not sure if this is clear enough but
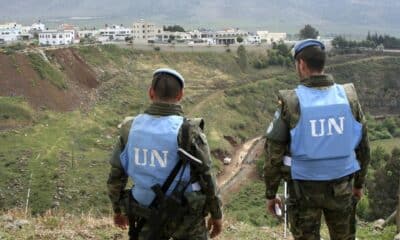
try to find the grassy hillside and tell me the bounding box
[0,46,400,239]
[0,45,294,214]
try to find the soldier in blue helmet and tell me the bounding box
[264,39,371,239]
[107,68,223,240]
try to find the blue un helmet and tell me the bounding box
[291,39,325,59]
[153,68,185,88]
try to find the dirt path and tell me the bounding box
[217,137,265,203]
[326,55,392,69]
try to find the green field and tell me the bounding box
[371,138,400,153]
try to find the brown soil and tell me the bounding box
[0,49,98,112]
[48,48,98,89]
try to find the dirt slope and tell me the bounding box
[0,49,98,112]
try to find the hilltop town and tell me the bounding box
[0,19,334,49]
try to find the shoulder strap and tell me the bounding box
[342,83,359,117]
[180,118,191,152]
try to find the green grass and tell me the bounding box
[0,97,33,121]
[225,180,279,227]
[27,53,67,89]
[371,138,400,153]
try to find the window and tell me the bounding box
[52,34,56,38]
[59,34,62,38]
[143,30,145,33]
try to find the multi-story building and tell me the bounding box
[0,22,23,42]
[132,19,162,43]
[31,22,46,32]
[38,30,75,46]
[215,28,248,45]
[98,25,133,41]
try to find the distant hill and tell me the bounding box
[1,0,400,35]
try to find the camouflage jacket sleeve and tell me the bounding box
[184,118,223,219]
[264,96,291,199]
[343,84,371,188]
[264,89,299,199]
[106,117,133,214]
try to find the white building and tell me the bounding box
[0,22,23,42]
[247,34,261,44]
[78,29,99,39]
[0,28,21,42]
[156,31,192,43]
[257,31,287,43]
[31,22,46,32]
[132,19,162,43]
[98,25,133,42]
[215,28,248,45]
[39,30,75,46]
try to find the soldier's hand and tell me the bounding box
[114,213,129,229]
[352,187,363,199]
[207,217,223,238]
[266,198,282,217]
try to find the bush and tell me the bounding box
[154,46,161,51]
[356,196,372,220]
[368,148,400,219]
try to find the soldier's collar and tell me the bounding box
[301,74,335,88]
[144,102,184,116]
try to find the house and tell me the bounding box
[156,31,192,43]
[215,28,248,45]
[132,19,162,43]
[39,30,75,46]
[78,29,99,39]
[257,31,287,44]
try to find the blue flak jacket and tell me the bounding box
[290,84,362,180]
[120,114,192,207]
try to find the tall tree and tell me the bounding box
[236,45,248,71]
[299,24,319,39]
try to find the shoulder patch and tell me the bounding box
[265,109,289,143]
[118,116,135,129]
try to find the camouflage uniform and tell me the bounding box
[107,102,223,240]
[264,75,371,240]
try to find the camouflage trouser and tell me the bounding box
[124,191,208,240]
[349,196,360,240]
[287,176,354,240]
[137,216,208,240]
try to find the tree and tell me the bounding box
[299,24,319,39]
[237,36,244,44]
[236,45,248,71]
[163,25,185,32]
